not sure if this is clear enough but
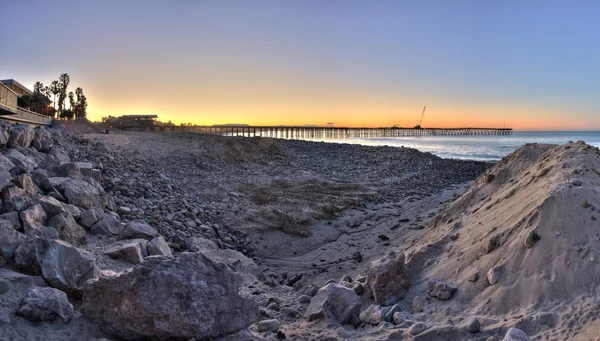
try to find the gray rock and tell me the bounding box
[47,212,86,246]
[6,149,37,170]
[147,236,172,256]
[365,251,409,305]
[30,127,53,152]
[524,230,539,249]
[41,177,71,192]
[359,304,382,325]
[79,208,104,229]
[58,178,104,209]
[298,295,312,304]
[466,317,481,333]
[349,314,361,328]
[16,287,74,323]
[34,239,100,294]
[427,278,457,300]
[19,204,47,234]
[468,272,479,282]
[257,319,280,332]
[502,328,530,341]
[0,226,27,258]
[55,162,82,179]
[7,124,35,148]
[412,295,428,313]
[0,120,11,146]
[487,266,504,285]
[280,307,298,318]
[2,183,37,213]
[384,304,402,322]
[118,220,157,240]
[38,196,67,218]
[0,170,11,191]
[305,283,361,325]
[409,322,427,335]
[90,212,122,235]
[28,226,59,240]
[104,240,147,265]
[0,211,22,231]
[82,252,259,340]
[0,154,15,172]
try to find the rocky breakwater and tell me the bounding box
[0,122,259,340]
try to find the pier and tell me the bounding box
[154,126,513,139]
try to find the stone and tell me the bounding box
[90,212,122,235]
[0,226,27,258]
[6,149,37,170]
[364,251,409,305]
[14,239,41,274]
[349,314,361,328]
[427,278,457,300]
[267,302,280,311]
[502,328,530,341]
[384,304,402,322]
[7,124,35,148]
[82,252,259,340]
[29,226,59,240]
[409,322,427,335]
[305,283,361,325]
[58,178,104,209]
[12,174,37,194]
[0,211,22,231]
[19,204,47,234]
[38,196,67,218]
[466,317,481,333]
[487,266,504,285]
[47,212,86,246]
[359,304,382,325]
[412,295,428,313]
[299,295,312,304]
[79,208,104,228]
[147,236,172,256]
[0,170,11,191]
[280,307,298,318]
[468,272,479,282]
[257,319,281,332]
[524,230,540,249]
[0,154,15,172]
[1,184,37,213]
[118,220,158,240]
[104,240,147,265]
[0,120,11,146]
[55,162,82,179]
[30,127,53,152]
[41,177,71,192]
[16,287,74,323]
[34,239,100,294]
[119,206,132,214]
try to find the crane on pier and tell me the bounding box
[414,106,426,129]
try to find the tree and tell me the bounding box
[68,91,75,110]
[59,109,74,119]
[58,73,70,112]
[49,80,60,113]
[33,81,44,94]
[73,87,88,119]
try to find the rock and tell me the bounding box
[427,278,457,300]
[19,204,47,234]
[359,304,382,325]
[12,173,37,195]
[30,127,53,152]
[0,211,21,231]
[47,212,86,246]
[524,230,540,249]
[41,177,71,192]
[305,283,361,325]
[58,178,104,209]
[349,314,361,328]
[466,317,481,333]
[82,252,259,340]
[147,236,172,256]
[8,124,35,148]
[0,170,11,191]
[90,212,122,235]
[365,251,409,305]
[468,272,479,282]
[39,196,67,218]
[1,183,36,213]
[257,319,281,332]
[14,240,41,274]
[487,266,504,285]
[16,287,74,323]
[280,307,298,318]
[502,328,530,341]
[119,206,132,214]
[0,226,27,258]
[412,295,428,313]
[299,295,312,304]
[118,220,158,240]
[79,208,104,228]
[0,120,11,146]
[384,304,402,322]
[29,226,59,240]
[34,239,100,294]
[6,149,37,171]
[55,162,82,179]
[104,240,147,265]
[409,322,427,335]
[353,282,364,295]
[392,311,413,326]
[267,302,280,311]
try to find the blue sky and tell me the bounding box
[1,0,599,129]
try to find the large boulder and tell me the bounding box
[503,328,530,341]
[30,127,53,152]
[79,208,104,229]
[34,239,100,294]
[7,124,35,148]
[38,195,67,218]
[82,252,259,340]
[0,211,22,231]
[365,251,410,305]
[0,120,11,146]
[2,184,37,213]
[16,287,74,323]
[118,220,157,240]
[103,240,148,265]
[0,226,27,258]
[58,179,104,209]
[90,212,122,235]
[305,283,361,325]
[19,204,47,234]
[47,212,86,245]
[147,236,172,257]
[5,149,37,171]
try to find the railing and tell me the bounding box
[0,106,53,125]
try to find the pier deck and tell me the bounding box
[155,126,513,139]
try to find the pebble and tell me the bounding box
[257,319,281,332]
[408,322,427,335]
[487,265,504,285]
[298,295,312,304]
[466,317,480,333]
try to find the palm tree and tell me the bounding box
[50,80,60,110]
[33,81,44,94]
[58,73,70,112]
[68,91,75,110]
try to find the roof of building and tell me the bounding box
[118,114,158,119]
[0,79,33,96]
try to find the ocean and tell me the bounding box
[314,131,600,162]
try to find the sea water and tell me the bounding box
[316,131,600,162]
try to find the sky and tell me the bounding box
[1,0,599,130]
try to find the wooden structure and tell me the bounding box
[153,125,513,138]
[0,83,52,125]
